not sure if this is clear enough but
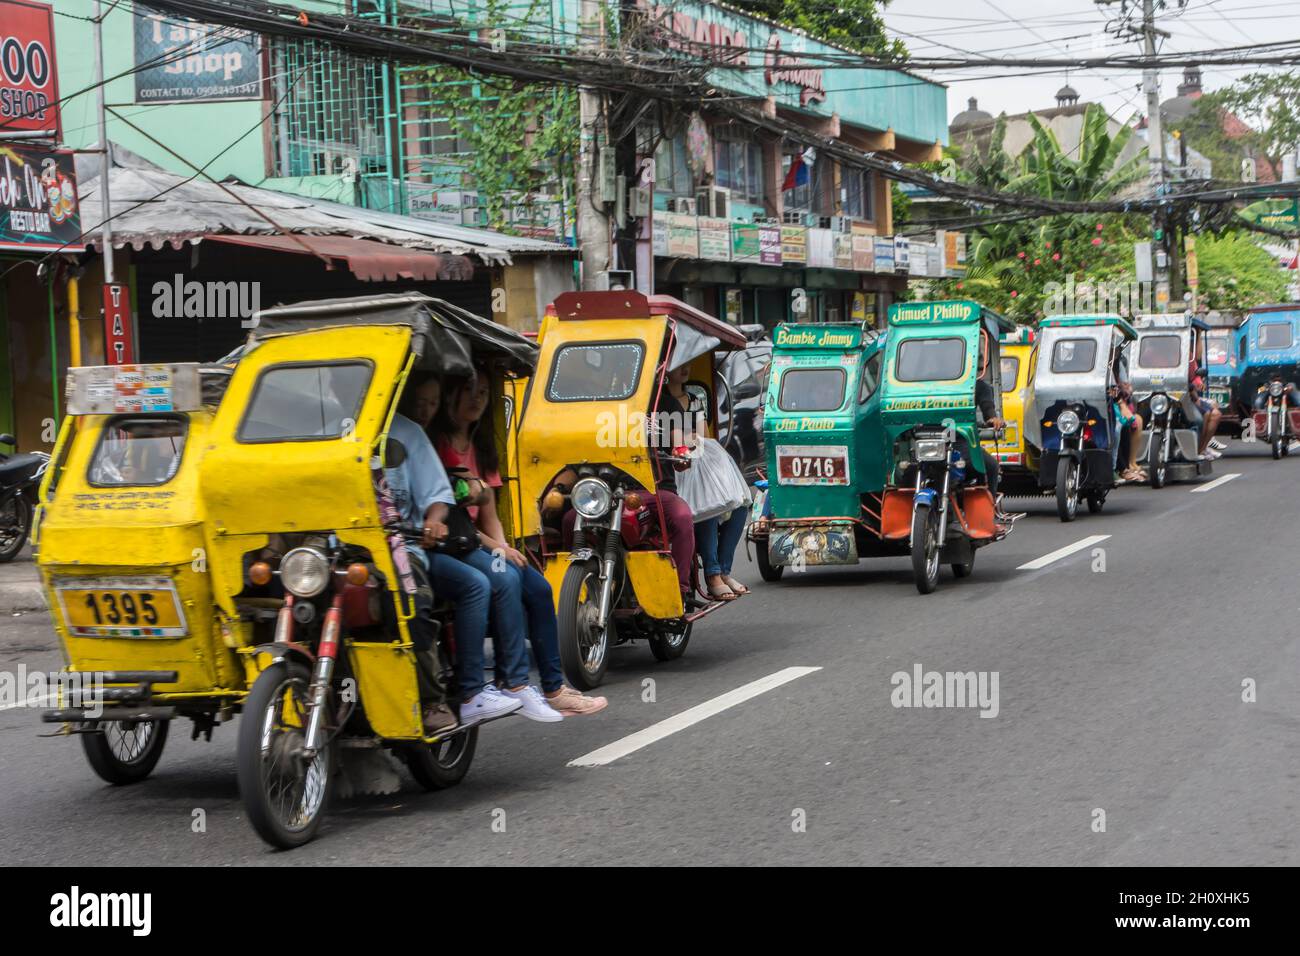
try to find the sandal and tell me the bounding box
[722,575,750,595]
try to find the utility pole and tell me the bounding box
[92,0,113,288]
[1098,0,1175,312]
[577,0,611,290]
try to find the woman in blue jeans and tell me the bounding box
[432,371,607,717]
[696,507,749,599]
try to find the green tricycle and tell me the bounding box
[749,300,1016,594]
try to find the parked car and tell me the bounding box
[717,338,772,481]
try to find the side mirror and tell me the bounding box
[1195,367,1208,379]
[734,381,762,401]
[0,433,15,447]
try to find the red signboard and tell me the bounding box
[102,284,136,365]
[0,0,62,140]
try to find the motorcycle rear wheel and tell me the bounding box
[404,727,477,791]
[0,496,30,563]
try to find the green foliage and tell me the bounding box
[1174,93,1256,183]
[416,0,577,236]
[1194,233,1290,312]
[934,103,1150,318]
[1212,71,1300,172]
[728,0,905,57]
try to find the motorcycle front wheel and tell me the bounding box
[236,660,334,849]
[1056,457,1079,522]
[911,503,941,594]
[1149,431,1167,488]
[557,559,612,690]
[0,496,30,563]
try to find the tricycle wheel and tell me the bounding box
[755,541,784,582]
[0,496,30,563]
[81,717,169,785]
[1056,457,1079,522]
[1086,490,1106,514]
[404,727,477,791]
[951,547,975,578]
[648,618,692,662]
[236,660,334,850]
[911,503,941,594]
[557,559,610,690]
[1272,431,1283,460]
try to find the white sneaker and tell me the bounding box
[1209,439,1227,451]
[1207,448,1223,460]
[459,686,522,727]
[499,685,563,723]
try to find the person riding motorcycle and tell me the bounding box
[1252,375,1300,411]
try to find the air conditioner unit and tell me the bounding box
[781,210,804,225]
[670,197,696,215]
[595,269,635,291]
[831,216,852,234]
[818,216,833,230]
[709,186,731,220]
[804,213,820,228]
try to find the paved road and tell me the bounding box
[1,440,1296,865]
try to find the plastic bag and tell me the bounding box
[676,437,752,522]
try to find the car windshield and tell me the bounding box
[1259,322,1293,350]
[546,342,644,402]
[1138,334,1181,369]
[89,416,187,486]
[999,356,1019,393]
[895,337,966,382]
[238,362,372,442]
[1050,338,1097,373]
[778,367,846,411]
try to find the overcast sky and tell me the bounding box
[875,0,1298,128]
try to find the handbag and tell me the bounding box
[676,437,752,522]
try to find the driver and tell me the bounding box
[1252,376,1300,411]
[974,377,1002,497]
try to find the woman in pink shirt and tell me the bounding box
[432,371,606,717]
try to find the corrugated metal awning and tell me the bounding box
[204,234,477,282]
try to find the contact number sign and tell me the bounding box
[776,445,850,485]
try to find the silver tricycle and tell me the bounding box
[1026,315,1137,521]
[1130,313,1214,487]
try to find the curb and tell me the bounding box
[0,583,48,616]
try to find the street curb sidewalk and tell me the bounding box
[0,551,47,616]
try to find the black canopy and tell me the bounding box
[246,292,538,378]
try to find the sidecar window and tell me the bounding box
[1259,322,1293,350]
[1138,334,1181,369]
[999,356,1019,393]
[546,342,644,402]
[779,368,846,412]
[88,415,188,487]
[895,337,966,382]
[1050,338,1096,373]
[238,362,373,443]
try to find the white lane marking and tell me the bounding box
[0,693,56,713]
[1191,472,1242,494]
[568,666,821,767]
[1017,534,1111,571]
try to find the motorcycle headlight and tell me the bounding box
[280,547,331,598]
[913,438,948,462]
[1149,394,1169,415]
[1057,409,1081,435]
[571,478,613,519]
[1269,381,1284,397]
